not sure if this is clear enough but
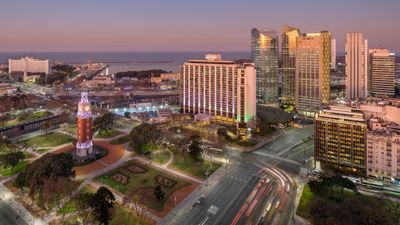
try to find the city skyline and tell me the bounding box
[1,0,400,52]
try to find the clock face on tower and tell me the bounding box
[85,105,90,111]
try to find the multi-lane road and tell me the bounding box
[165,125,314,225]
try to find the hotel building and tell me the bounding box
[295,32,331,117]
[281,25,301,105]
[315,105,367,175]
[8,57,50,81]
[345,33,368,99]
[251,28,279,104]
[180,54,256,130]
[368,49,395,97]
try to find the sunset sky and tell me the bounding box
[1,0,399,52]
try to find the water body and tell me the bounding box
[0,51,250,74]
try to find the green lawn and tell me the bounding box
[151,151,171,165]
[95,160,191,212]
[0,160,29,176]
[109,134,130,145]
[22,132,73,148]
[297,184,358,220]
[95,130,122,138]
[4,111,52,127]
[169,151,221,179]
[296,185,314,219]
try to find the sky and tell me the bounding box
[1,0,399,52]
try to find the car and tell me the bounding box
[265,203,272,213]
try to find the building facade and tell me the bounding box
[281,25,301,105]
[315,105,367,175]
[367,121,400,179]
[76,92,93,157]
[369,49,395,97]
[180,54,256,129]
[331,38,336,70]
[295,32,331,117]
[251,28,279,104]
[8,57,50,81]
[345,33,368,100]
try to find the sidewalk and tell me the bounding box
[0,183,47,225]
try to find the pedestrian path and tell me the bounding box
[0,183,47,225]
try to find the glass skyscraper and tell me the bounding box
[251,28,279,104]
[281,25,301,105]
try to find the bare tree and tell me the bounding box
[123,189,149,224]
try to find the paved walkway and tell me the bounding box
[0,183,47,225]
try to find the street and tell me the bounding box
[164,125,314,225]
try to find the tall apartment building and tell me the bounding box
[345,33,368,99]
[8,57,50,81]
[251,28,279,104]
[367,120,400,179]
[315,105,367,175]
[295,32,331,117]
[281,25,301,105]
[180,54,256,129]
[369,49,395,97]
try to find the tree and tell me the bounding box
[0,151,24,168]
[123,189,149,224]
[0,113,9,127]
[76,192,93,224]
[41,121,52,139]
[154,185,165,201]
[90,186,116,225]
[188,135,203,162]
[129,123,160,154]
[94,113,115,134]
[15,153,75,208]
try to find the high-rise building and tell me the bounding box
[76,92,93,157]
[315,105,367,175]
[180,54,256,130]
[368,49,395,97]
[295,32,331,117]
[281,25,301,105]
[345,33,368,100]
[251,28,279,104]
[331,38,336,70]
[8,57,50,82]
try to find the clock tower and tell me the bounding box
[76,92,93,157]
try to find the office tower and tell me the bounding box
[251,28,279,104]
[180,54,256,129]
[76,92,93,157]
[281,25,301,105]
[315,105,367,175]
[369,49,395,97]
[295,32,331,117]
[331,38,336,70]
[345,33,368,100]
[367,120,400,179]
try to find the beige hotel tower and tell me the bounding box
[180,54,256,131]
